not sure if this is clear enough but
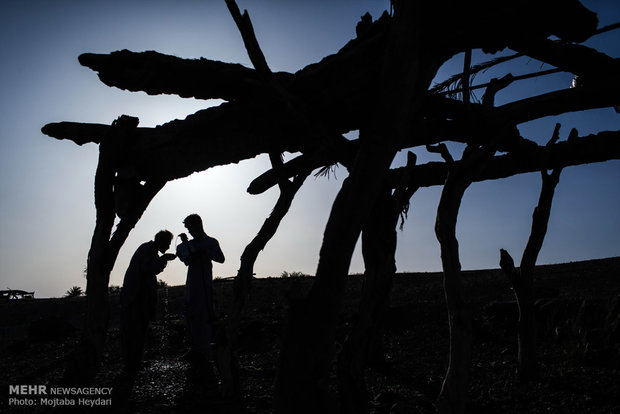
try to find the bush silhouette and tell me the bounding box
[65,286,83,298]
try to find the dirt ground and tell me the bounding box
[1,257,619,413]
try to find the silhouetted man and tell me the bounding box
[120,230,175,376]
[177,214,225,371]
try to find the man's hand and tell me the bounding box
[180,233,189,243]
[162,253,177,261]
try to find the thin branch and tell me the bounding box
[542,125,567,179]
[225,0,271,77]
[426,143,454,164]
[482,74,515,108]
[510,38,619,80]
[521,168,562,276]
[547,123,561,146]
[226,0,347,159]
[269,152,290,191]
[567,128,579,141]
[499,249,519,287]
[594,21,620,36]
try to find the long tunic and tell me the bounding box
[177,233,225,355]
[120,241,167,370]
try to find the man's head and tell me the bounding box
[154,230,173,253]
[183,214,204,238]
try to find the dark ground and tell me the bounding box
[1,257,619,413]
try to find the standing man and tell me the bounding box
[120,230,176,376]
[177,214,225,370]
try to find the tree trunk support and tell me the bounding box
[435,143,495,414]
[337,153,418,414]
[499,124,564,382]
[64,116,165,384]
[220,168,309,398]
[275,2,447,410]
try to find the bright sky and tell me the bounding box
[0,0,618,298]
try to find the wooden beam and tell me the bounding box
[391,130,620,188]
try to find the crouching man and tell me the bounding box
[118,230,176,386]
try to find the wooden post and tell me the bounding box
[64,116,165,384]
[435,144,495,414]
[499,125,563,382]
[337,153,418,413]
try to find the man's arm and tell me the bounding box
[141,246,167,275]
[209,238,225,264]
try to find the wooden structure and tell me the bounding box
[42,1,619,412]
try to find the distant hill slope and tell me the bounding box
[1,256,618,333]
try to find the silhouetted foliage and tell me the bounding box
[280,271,308,278]
[65,286,83,298]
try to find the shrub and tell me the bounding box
[65,286,83,298]
[280,270,306,278]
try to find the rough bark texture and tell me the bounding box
[43,0,610,188]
